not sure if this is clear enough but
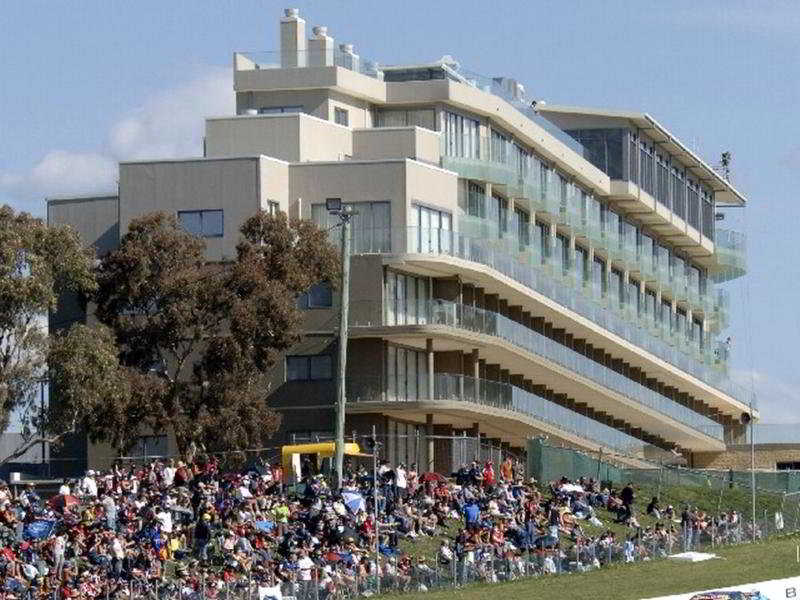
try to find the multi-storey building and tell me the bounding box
[48,8,752,473]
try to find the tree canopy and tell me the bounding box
[0,205,122,464]
[94,210,339,455]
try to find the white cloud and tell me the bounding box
[1,66,234,215]
[731,368,800,424]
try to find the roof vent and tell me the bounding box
[284,8,299,18]
[312,25,327,38]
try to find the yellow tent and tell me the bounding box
[280,442,363,482]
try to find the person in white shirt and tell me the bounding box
[81,471,98,497]
[156,507,173,534]
[395,464,407,505]
[296,550,315,598]
[58,482,71,496]
[162,460,176,487]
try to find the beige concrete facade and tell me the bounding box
[45,8,752,473]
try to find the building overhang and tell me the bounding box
[536,105,748,207]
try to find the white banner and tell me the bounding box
[644,575,800,600]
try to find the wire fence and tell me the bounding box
[38,512,798,600]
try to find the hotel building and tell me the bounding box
[48,9,752,472]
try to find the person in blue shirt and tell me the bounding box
[464,500,480,531]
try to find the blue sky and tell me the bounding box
[1,0,797,421]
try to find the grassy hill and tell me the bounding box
[387,533,800,600]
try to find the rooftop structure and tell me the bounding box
[48,8,752,473]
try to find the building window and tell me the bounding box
[777,462,800,471]
[334,107,349,126]
[297,283,333,309]
[467,182,486,218]
[376,108,435,130]
[386,271,429,326]
[442,110,480,159]
[286,355,333,381]
[266,201,280,215]
[386,344,428,401]
[413,204,452,253]
[311,201,391,253]
[177,209,223,238]
[258,106,303,114]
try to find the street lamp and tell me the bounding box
[327,198,358,489]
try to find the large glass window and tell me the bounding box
[490,129,509,164]
[687,182,700,230]
[656,153,670,209]
[297,283,333,309]
[672,167,686,219]
[385,271,430,326]
[286,355,333,381]
[386,344,428,401]
[312,201,391,252]
[639,142,654,195]
[413,204,452,253]
[609,268,623,309]
[177,209,223,238]
[575,245,588,287]
[592,256,606,298]
[493,194,508,238]
[467,182,486,218]
[443,111,480,158]
[515,207,530,250]
[376,108,436,130]
[258,105,303,114]
[701,190,715,240]
[557,233,571,277]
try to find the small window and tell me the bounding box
[297,283,333,309]
[266,201,280,216]
[177,210,223,238]
[334,107,349,126]
[286,355,333,381]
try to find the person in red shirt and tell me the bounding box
[482,461,495,488]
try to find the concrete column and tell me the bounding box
[426,413,434,472]
[471,349,480,400]
[426,338,434,399]
[280,8,307,68]
[308,26,334,66]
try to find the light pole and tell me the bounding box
[327,198,357,489]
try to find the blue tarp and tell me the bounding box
[255,520,275,533]
[23,520,56,540]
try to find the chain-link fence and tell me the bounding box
[51,511,796,600]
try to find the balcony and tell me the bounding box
[350,298,725,444]
[327,226,751,410]
[712,229,746,282]
[234,49,384,79]
[345,375,654,458]
[233,50,386,102]
[439,136,517,188]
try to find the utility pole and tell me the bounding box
[750,400,756,543]
[328,198,356,489]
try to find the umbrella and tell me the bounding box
[341,491,365,514]
[421,472,447,483]
[48,494,79,512]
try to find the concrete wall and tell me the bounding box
[352,127,441,164]
[206,114,352,163]
[289,160,407,226]
[119,157,269,261]
[694,445,800,470]
[236,89,331,120]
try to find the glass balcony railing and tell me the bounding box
[234,50,384,79]
[329,225,752,407]
[345,375,652,457]
[351,299,724,441]
[714,229,747,283]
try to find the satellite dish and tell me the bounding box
[740,412,752,425]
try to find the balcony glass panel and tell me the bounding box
[331,226,751,406]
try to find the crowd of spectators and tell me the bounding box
[0,454,749,599]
